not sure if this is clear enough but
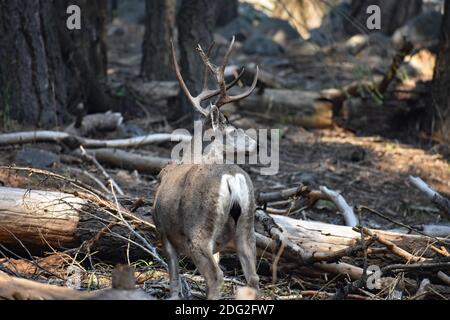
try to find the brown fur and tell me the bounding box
[153,164,259,299]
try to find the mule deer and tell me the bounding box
[153,37,260,300]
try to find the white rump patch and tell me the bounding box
[219,174,250,215]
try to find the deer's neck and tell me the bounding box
[202,140,225,163]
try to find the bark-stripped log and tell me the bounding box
[82,149,172,173]
[0,131,190,148]
[266,215,438,259]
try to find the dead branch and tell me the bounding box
[320,186,358,227]
[360,227,428,263]
[0,131,190,149]
[257,185,307,204]
[0,266,154,300]
[409,176,450,216]
[79,146,124,196]
[360,205,450,242]
[437,271,450,286]
[65,167,110,194]
[412,278,431,300]
[382,261,450,274]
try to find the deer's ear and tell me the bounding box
[210,106,220,131]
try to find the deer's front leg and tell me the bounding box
[163,238,181,299]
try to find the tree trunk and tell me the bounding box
[56,0,111,114]
[0,0,68,127]
[141,0,176,81]
[432,0,450,143]
[176,0,217,121]
[215,0,238,27]
[346,0,422,36]
[0,0,110,129]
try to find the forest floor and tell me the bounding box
[1,17,449,300]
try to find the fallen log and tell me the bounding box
[226,63,290,89]
[335,97,412,133]
[65,111,124,137]
[0,131,190,149]
[238,89,333,129]
[255,212,442,267]
[0,271,89,300]
[81,148,171,174]
[0,186,156,261]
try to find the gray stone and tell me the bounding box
[257,17,302,46]
[392,10,442,50]
[216,16,256,42]
[291,172,317,186]
[243,32,285,56]
[345,32,392,57]
[238,2,269,22]
[15,148,59,168]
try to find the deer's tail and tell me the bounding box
[224,174,249,224]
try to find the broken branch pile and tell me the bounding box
[0,169,449,299]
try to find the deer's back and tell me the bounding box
[153,164,254,253]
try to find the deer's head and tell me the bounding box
[171,37,259,158]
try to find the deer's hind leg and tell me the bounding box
[235,214,260,290]
[162,238,181,299]
[190,242,224,300]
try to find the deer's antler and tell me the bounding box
[197,36,259,109]
[171,37,258,115]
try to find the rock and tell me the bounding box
[108,24,125,37]
[238,2,269,22]
[345,32,392,57]
[243,32,285,56]
[257,17,302,46]
[309,2,351,46]
[119,123,146,137]
[291,172,317,186]
[15,149,59,168]
[216,16,255,42]
[117,0,146,24]
[392,10,442,51]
